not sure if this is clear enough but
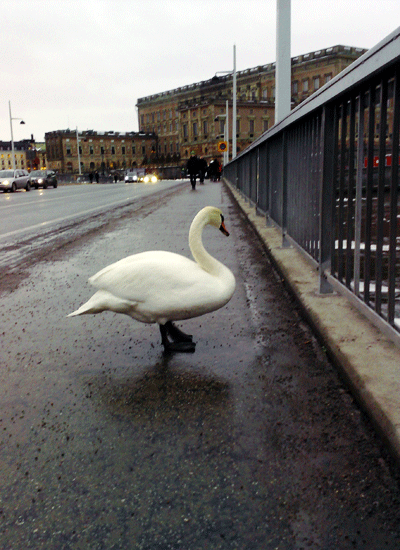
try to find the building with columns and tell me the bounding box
[45,129,156,174]
[136,45,367,168]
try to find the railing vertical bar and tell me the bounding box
[337,102,347,282]
[319,104,336,293]
[375,77,388,315]
[330,104,339,278]
[364,84,376,305]
[388,67,400,325]
[281,132,290,248]
[345,96,356,288]
[354,93,365,296]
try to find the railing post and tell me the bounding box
[319,104,336,293]
[281,131,290,247]
[354,94,365,296]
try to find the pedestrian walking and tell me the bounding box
[198,157,207,184]
[186,151,200,190]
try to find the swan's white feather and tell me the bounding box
[68,206,236,326]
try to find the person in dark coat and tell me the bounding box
[186,151,199,190]
[209,158,221,182]
[198,157,207,184]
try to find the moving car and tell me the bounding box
[143,174,158,183]
[124,168,145,183]
[0,169,31,192]
[29,170,58,189]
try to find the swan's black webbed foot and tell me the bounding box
[165,321,193,342]
[159,324,196,353]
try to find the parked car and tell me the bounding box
[29,170,58,189]
[0,169,31,192]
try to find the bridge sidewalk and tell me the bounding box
[224,178,400,464]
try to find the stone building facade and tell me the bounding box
[0,139,39,170]
[45,130,156,174]
[136,45,367,167]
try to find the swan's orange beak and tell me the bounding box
[219,221,230,236]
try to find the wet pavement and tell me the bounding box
[2,181,400,549]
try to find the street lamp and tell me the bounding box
[76,127,82,175]
[214,45,237,161]
[9,101,25,171]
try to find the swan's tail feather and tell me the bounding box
[68,290,115,317]
[68,290,137,318]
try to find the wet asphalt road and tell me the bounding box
[2,181,400,549]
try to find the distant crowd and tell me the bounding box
[186,151,222,190]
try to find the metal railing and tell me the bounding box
[224,27,400,343]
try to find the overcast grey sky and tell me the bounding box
[3,0,400,142]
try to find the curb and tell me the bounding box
[224,179,400,464]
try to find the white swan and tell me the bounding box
[68,206,236,352]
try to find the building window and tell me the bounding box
[325,73,332,84]
[203,120,208,135]
[193,122,198,136]
[303,79,309,92]
[122,146,126,155]
[183,124,188,139]
[263,119,269,132]
[111,146,115,155]
[66,146,71,156]
[142,145,146,155]
[90,145,94,155]
[262,88,268,100]
[313,76,320,90]
[292,80,298,94]
[249,120,255,135]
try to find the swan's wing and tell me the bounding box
[88,251,204,302]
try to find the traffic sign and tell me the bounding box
[218,141,228,153]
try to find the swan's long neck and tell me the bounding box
[189,212,222,274]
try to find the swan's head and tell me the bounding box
[204,206,230,236]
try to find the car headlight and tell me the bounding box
[143,175,150,183]
[3,180,10,186]
[151,175,158,183]
[38,178,43,184]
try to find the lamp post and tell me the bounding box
[76,127,82,175]
[275,0,291,122]
[9,101,25,171]
[214,45,238,162]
